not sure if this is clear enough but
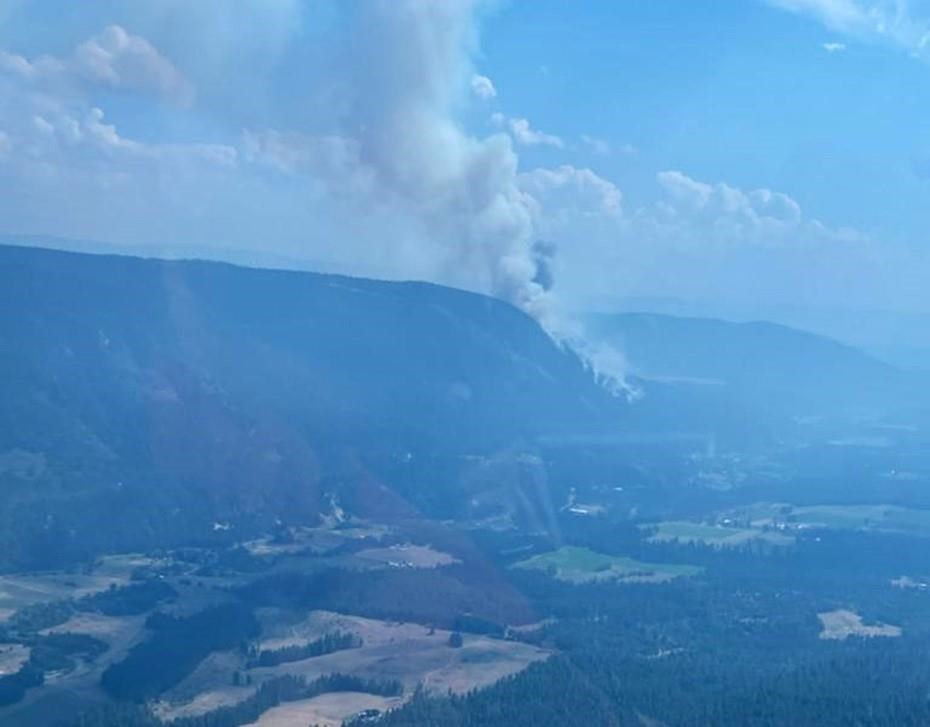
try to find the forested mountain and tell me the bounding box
[2,247,926,571]
[0,245,622,570]
[589,311,924,422]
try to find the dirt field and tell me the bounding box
[158,610,550,721]
[45,611,131,638]
[0,556,147,613]
[0,644,30,675]
[248,692,403,727]
[258,611,550,695]
[0,574,113,612]
[818,610,902,640]
[354,543,459,569]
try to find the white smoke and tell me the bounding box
[326,0,629,391]
[333,0,554,321]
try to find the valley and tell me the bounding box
[5,247,930,725]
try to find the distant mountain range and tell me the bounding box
[587,312,921,421]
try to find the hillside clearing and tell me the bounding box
[818,610,902,640]
[247,692,402,727]
[513,546,702,584]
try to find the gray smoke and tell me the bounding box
[531,240,557,292]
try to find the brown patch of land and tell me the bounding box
[248,692,402,727]
[0,644,30,675]
[354,544,459,569]
[0,556,150,612]
[817,609,902,640]
[157,610,550,722]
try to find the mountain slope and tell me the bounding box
[0,245,622,569]
[588,312,920,420]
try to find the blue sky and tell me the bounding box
[0,0,929,328]
[483,0,930,240]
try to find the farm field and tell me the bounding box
[512,546,702,584]
[644,521,794,548]
[248,692,403,727]
[156,610,550,721]
[723,502,930,537]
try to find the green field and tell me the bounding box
[644,521,793,548]
[792,505,930,534]
[512,546,702,584]
[723,502,930,537]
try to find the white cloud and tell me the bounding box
[470,73,496,99]
[74,25,194,105]
[0,49,63,81]
[655,170,819,242]
[521,165,622,217]
[769,0,930,59]
[503,161,895,315]
[0,25,193,104]
[822,41,848,51]
[493,113,564,148]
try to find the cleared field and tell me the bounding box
[513,546,702,584]
[818,610,902,640]
[44,612,148,654]
[354,544,459,569]
[644,521,793,548]
[794,505,930,534]
[157,610,550,721]
[0,644,30,675]
[724,502,930,537]
[0,554,152,612]
[0,573,117,612]
[242,526,374,557]
[248,692,402,727]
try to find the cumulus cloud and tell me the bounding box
[493,113,565,148]
[521,165,622,218]
[74,25,194,105]
[0,24,193,104]
[470,73,496,99]
[536,167,883,314]
[652,170,838,246]
[822,41,848,51]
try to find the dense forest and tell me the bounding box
[46,516,930,725]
